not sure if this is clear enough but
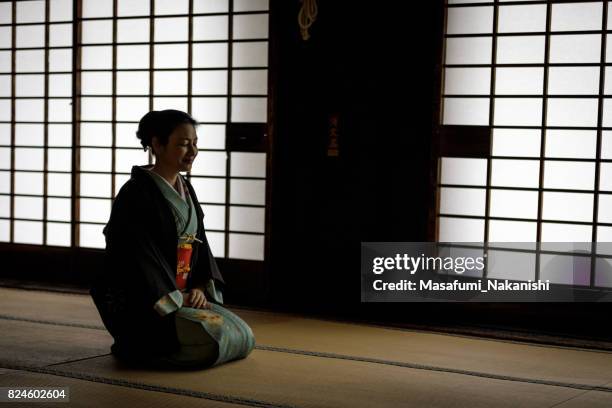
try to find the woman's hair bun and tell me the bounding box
[136,110,197,152]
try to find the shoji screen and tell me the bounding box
[438,0,612,286]
[1,0,269,262]
[0,0,74,247]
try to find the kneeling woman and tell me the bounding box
[91,109,255,369]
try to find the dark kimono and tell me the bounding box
[90,165,254,368]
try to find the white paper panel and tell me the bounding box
[494,98,542,126]
[600,163,612,191]
[81,72,112,96]
[545,130,597,159]
[153,71,187,95]
[491,159,540,188]
[116,97,149,121]
[542,192,593,222]
[495,67,543,95]
[81,123,112,147]
[47,173,71,196]
[230,152,266,178]
[49,74,72,97]
[81,97,112,121]
[233,14,268,39]
[154,44,188,69]
[547,98,598,127]
[15,148,43,171]
[80,173,111,197]
[230,179,265,205]
[50,0,73,21]
[438,217,484,242]
[0,171,9,194]
[16,0,45,23]
[0,74,10,96]
[443,97,489,126]
[232,42,268,67]
[541,223,592,249]
[229,233,264,260]
[544,161,595,190]
[48,99,72,122]
[117,45,149,69]
[117,18,149,43]
[81,148,112,172]
[79,223,105,248]
[0,148,9,169]
[231,97,267,123]
[46,222,71,247]
[115,149,149,172]
[16,50,45,73]
[0,51,11,73]
[548,67,600,95]
[16,99,44,122]
[15,124,43,146]
[155,0,188,15]
[197,125,225,149]
[16,74,44,97]
[153,97,187,112]
[439,187,486,216]
[232,70,268,95]
[206,231,225,257]
[16,25,45,48]
[0,219,9,242]
[82,46,112,69]
[0,2,11,24]
[47,197,71,221]
[551,2,602,32]
[114,174,130,195]
[117,0,150,16]
[49,49,72,72]
[0,196,9,217]
[195,0,229,13]
[598,194,612,223]
[116,124,142,148]
[48,148,72,172]
[498,5,546,33]
[488,220,537,242]
[83,0,112,18]
[233,0,267,11]
[496,36,545,64]
[49,23,72,47]
[155,17,189,42]
[192,97,227,122]
[490,189,538,219]
[595,257,612,287]
[117,71,149,95]
[193,16,228,41]
[445,37,492,65]
[201,204,225,230]
[492,128,540,157]
[190,151,227,176]
[192,71,228,95]
[193,43,228,68]
[229,206,265,233]
[446,6,493,34]
[13,220,43,245]
[550,35,601,63]
[440,157,487,186]
[601,100,612,128]
[80,198,111,223]
[191,177,226,203]
[82,20,113,44]
[14,196,43,220]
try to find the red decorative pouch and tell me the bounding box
[176,243,193,290]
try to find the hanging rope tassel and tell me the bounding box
[298,0,318,41]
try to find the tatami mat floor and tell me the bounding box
[0,287,611,407]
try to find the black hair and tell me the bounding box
[136,109,198,152]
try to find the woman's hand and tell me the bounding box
[182,289,211,309]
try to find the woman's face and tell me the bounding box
[153,123,198,173]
